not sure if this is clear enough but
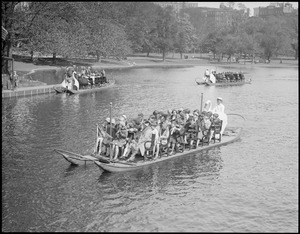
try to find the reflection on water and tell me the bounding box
[2,64,298,232]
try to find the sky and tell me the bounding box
[196,2,299,16]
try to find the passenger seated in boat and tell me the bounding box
[94,119,111,155]
[195,113,205,146]
[158,113,167,129]
[136,120,153,160]
[169,121,182,155]
[233,72,239,82]
[159,122,170,145]
[202,113,212,140]
[132,113,144,131]
[95,118,111,156]
[177,108,184,116]
[104,118,116,157]
[149,120,160,160]
[187,112,199,148]
[209,113,222,142]
[239,72,245,81]
[183,108,191,122]
[124,136,139,162]
[228,72,235,82]
[120,122,137,160]
[101,69,107,83]
[153,110,162,124]
[170,109,177,121]
[112,118,128,160]
[206,111,213,121]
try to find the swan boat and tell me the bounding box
[204,79,251,86]
[54,114,245,173]
[54,79,115,95]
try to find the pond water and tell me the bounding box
[2,63,298,232]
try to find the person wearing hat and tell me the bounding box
[186,113,199,149]
[212,97,227,135]
[209,113,222,142]
[135,119,154,160]
[202,114,212,139]
[132,113,144,131]
[158,121,170,155]
[112,119,128,160]
[149,120,160,160]
[100,117,116,157]
[213,97,225,114]
[195,112,205,147]
[169,120,181,155]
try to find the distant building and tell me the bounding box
[182,7,249,31]
[253,2,297,18]
[153,2,198,14]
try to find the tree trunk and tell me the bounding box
[30,51,34,62]
[180,52,182,59]
[52,52,56,65]
[96,51,101,62]
[162,49,165,61]
[147,51,150,57]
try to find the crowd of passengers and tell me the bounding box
[94,105,223,162]
[65,65,108,89]
[214,71,245,83]
[204,69,245,83]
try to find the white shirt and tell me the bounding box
[213,103,225,114]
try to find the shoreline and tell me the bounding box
[2,57,298,99]
[13,56,298,73]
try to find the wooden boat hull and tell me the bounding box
[54,148,99,165]
[54,87,66,94]
[195,77,206,85]
[55,79,115,95]
[205,80,251,86]
[195,81,206,85]
[94,126,243,173]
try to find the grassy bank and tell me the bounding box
[11,53,298,87]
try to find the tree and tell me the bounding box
[124,2,160,55]
[174,13,196,59]
[285,14,298,59]
[259,16,291,60]
[2,1,20,74]
[201,27,225,59]
[155,6,178,61]
[239,17,264,62]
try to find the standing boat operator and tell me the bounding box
[203,69,210,82]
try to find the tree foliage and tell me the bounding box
[174,13,197,59]
[2,1,298,66]
[155,6,178,60]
